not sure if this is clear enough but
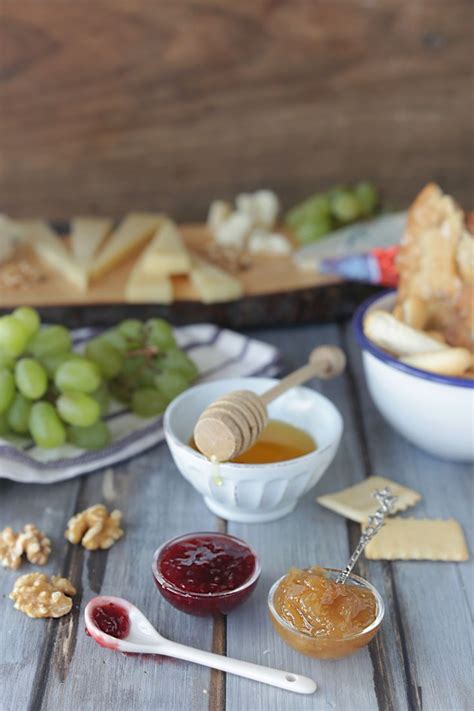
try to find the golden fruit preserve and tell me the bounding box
[270,567,381,659]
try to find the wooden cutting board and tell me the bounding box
[0,223,339,307]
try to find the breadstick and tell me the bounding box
[401,348,472,376]
[364,311,447,356]
[399,296,428,330]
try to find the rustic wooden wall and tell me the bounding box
[0,0,472,221]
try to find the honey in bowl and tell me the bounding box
[269,566,382,659]
[190,419,316,464]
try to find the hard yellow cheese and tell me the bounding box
[89,212,164,281]
[141,220,191,275]
[125,259,173,304]
[70,217,112,271]
[19,220,88,291]
[190,257,243,304]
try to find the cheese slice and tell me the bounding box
[70,217,112,271]
[190,257,242,304]
[19,219,87,291]
[89,212,164,281]
[141,220,191,276]
[125,260,173,304]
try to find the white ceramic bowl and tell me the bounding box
[353,291,474,462]
[163,377,343,523]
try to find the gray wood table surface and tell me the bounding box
[1,323,472,711]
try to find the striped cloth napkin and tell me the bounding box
[0,324,281,484]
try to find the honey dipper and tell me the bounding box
[193,345,346,462]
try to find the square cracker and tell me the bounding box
[364,518,469,561]
[316,476,421,523]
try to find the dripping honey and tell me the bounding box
[190,419,316,464]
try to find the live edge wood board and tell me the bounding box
[0,224,379,329]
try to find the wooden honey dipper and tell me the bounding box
[193,345,346,462]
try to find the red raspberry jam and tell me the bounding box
[152,532,260,616]
[92,602,130,639]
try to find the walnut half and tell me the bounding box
[0,525,51,570]
[65,504,123,550]
[10,572,76,618]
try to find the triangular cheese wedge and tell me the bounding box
[19,220,87,291]
[125,260,173,304]
[141,220,191,276]
[90,212,164,281]
[70,217,112,271]
[190,256,242,303]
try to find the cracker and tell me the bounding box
[316,476,421,523]
[364,518,469,561]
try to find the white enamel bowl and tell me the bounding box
[164,377,343,523]
[353,291,474,462]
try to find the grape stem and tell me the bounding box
[126,345,159,358]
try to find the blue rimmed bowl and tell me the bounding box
[353,291,474,462]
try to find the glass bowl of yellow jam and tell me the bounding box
[268,566,384,659]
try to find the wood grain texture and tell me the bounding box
[0,1,472,221]
[0,322,472,710]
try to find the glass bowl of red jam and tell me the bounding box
[152,532,260,616]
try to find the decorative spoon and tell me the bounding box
[193,345,346,461]
[336,488,397,584]
[85,596,317,695]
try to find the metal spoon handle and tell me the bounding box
[336,488,397,585]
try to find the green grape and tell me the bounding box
[137,367,156,388]
[0,351,14,369]
[354,181,378,217]
[294,215,333,244]
[154,371,189,401]
[285,194,331,228]
[117,319,144,348]
[108,380,132,405]
[7,393,32,434]
[99,329,128,354]
[158,349,198,381]
[12,307,40,340]
[119,355,146,386]
[0,412,10,437]
[145,319,176,350]
[29,325,72,359]
[41,351,74,378]
[67,421,111,450]
[0,316,29,358]
[29,402,66,448]
[90,382,110,416]
[15,358,48,400]
[0,369,15,414]
[131,388,168,417]
[57,391,100,426]
[55,358,101,394]
[85,339,123,379]
[330,190,360,223]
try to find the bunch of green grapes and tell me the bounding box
[285,181,380,245]
[85,318,198,417]
[0,309,198,451]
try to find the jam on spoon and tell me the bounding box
[92,602,130,639]
[152,532,260,615]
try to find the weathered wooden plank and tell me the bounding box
[0,1,472,220]
[0,477,82,711]
[226,325,391,711]
[344,322,473,711]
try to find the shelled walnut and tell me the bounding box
[10,572,76,618]
[0,527,24,570]
[0,524,51,570]
[65,504,123,550]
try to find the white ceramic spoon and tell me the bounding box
[85,595,317,695]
